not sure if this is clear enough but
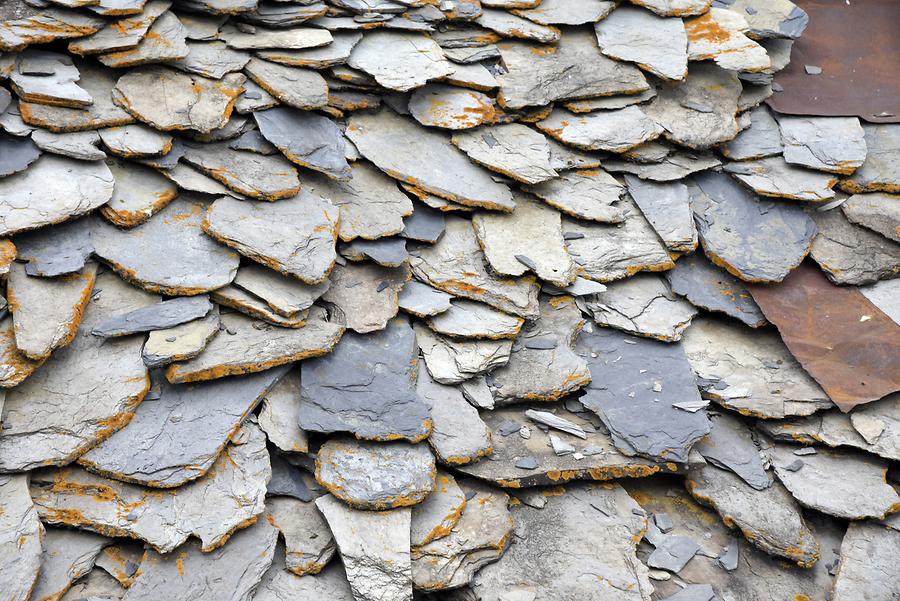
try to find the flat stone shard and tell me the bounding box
[234,264,329,317]
[426,299,522,340]
[415,323,513,385]
[748,264,900,410]
[258,375,307,453]
[525,168,625,223]
[320,262,408,334]
[625,176,697,252]
[693,412,770,489]
[100,159,178,227]
[467,483,651,601]
[68,0,171,55]
[316,495,413,601]
[166,308,343,383]
[0,132,41,177]
[769,444,900,520]
[684,8,770,72]
[254,557,353,601]
[244,58,328,110]
[347,110,516,212]
[0,316,43,388]
[264,495,334,576]
[721,106,782,160]
[204,193,337,284]
[258,31,362,68]
[777,116,867,175]
[0,271,155,472]
[629,0,711,17]
[724,157,837,202]
[450,124,556,185]
[254,107,349,180]
[409,84,495,130]
[604,151,721,182]
[348,30,453,92]
[399,281,453,317]
[92,296,212,338]
[664,252,767,327]
[808,207,900,286]
[841,193,900,244]
[91,197,240,295]
[95,11,189,68]
[0,154,114,237]
[32,129,106,161]
[537,107,663,153]
[720,0,809,39]
[690,171,816,283]
[831,521,900,601]
[10,50,92,108]
[7,261,97,360]
[31,422,270,553]
[410,471,466,547]
[496,30,648,110]
[0,474,43,601]
[142,307,220,368]
[181,142,300,201]
[219,23,331,50]
[29,528,108,601]
[682,317,832,419]
[859,278,900,326]
[840,124,900,194]
[594,5,688,80]
[577,273,698,341]
[112,67,245,134]
[340,237,408,268]
[513,0,614,24]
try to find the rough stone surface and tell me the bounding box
[451,124,557,185]
[724,157,837,202]
[348,31,453,92]
[142,307,220,368]
[426,299,522,340]
[694,411,770,489]
[234,264,330,317]
[0,474,43,601]
[410,470,466,547]
[831,521,900,601]
[809,207,900,286]
[840,124,900,194]
[91,295,212,338]
[625,175,697,252]
[416,323,513,385]
[721,106,782,160]
[524,168,625,223]
[398,281,453,318]
[409,84,495,131]
[778,116,867,175]
[181,142,300,201]
[320,262,409,334]
[594,5,687,80]
[264,495,335,576]
[841,193,900,244]
[100,159,178,227]
[29,527,108,601]
[537,106,662,153]
[684,8,770,72]
[254,106,350,180]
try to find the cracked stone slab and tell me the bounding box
[258,31,362,68]
[426,299,523,340]
[625,176,697,253]
[112,67,245,134]
[254,106,349,180]
[0,474,43,601]
[594,5,687,80]
[839,124,900,194]
[99,159,177,228]
[347,30,453,92]
[604,151,721,182]
[347,109,515,212]
[320,262,408,334]
[513,0,614,24]
[233,264,329,318]
[841,193,900,244]
[68,0,171,55]
[577,273,698,342]
[831,521,900,601]
[724,157,837,201]
[254,556,353,601]
[495,30,648,110]
[476,8,560,43]
[316,495,412,601]
[562,195,675,282]
[450,124,556,185]
[181,142,300,201]
[142,306,220,368]
[316,438,435,510]
[258,374,308,453]
[0,154,114,237]
[29,528,108,601]
[9,50,92,108]
[79,367,286,487]
[10,216,94,277]
[92,196,240,295]
[234,80,278,114]
[563,86,658,112]
[748,263,900,409]
[0,7,104,52]
[204,192,337,283]
[466,483,651,601]
[0,132,41,177]
[409,216,539,318]
[121,515,277,601]
[808,206,900,286]
[7,261,97,360]
[577,325,711,463]
[32,421,270,553]
[244,58,327,111]
[644,62,742,150]
[487,295,590,404]
[401,204,445,244]
[399,281,453,317]
[31,129,105,161]
[166,307,343,383]
[769,444,900,520]
[169,40,250,79]
[684,8,770,72]
[524,167,625,223]
[777,116,867,175]
[473,195,576,287]
[300,317,430,442]
[690,171,816,282]
[721,106,782,160]
[417,365,492,465]
[95,11,189,68]
[681,317,832,419]
[411,470,466,547]
[537,106,663,153]
[415,323,512,385]
[340,237,408,267]
[93,541,144,587]
[92,295,212,338]
[264,495,335,576]
[693,411,770,489]
[0,271,155,471]
[718,0,808,39]
[408,84,495,131]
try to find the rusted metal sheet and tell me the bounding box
[748,263,900,412]
[767,0,900,123]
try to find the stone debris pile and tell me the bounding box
[0,0,898,600]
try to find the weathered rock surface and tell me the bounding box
[181,142,300,201]
[625,176,697,252]
[95,11,189,68]
[426,299,522,340]
[721,106,782,160]
[537,106,663,153]
[840,124,900,194]
[409,84,495,131]
[594,5,687,80]
[254,106,350,180]
[831,522,900,601]
[141,306,220,368]
[29,527,108,601]
[451,124,557,185]
[264,495,335,576]
[320,262,408,333]
[254,557,354,601]
[0,132,41,177]
[348,31,453,92]
[724,157,837,202]
[841,192,900,244]
[525,167,625,223]
[0,474,43,601]
[778,116,867,175]
[257,375,307,454]
[233,264,330,317]
[398,281,453,318]
[410,470,466,547]
[91,295,212,338]
[684,8,770,72]
[100,159,178,227]
[416,323,513,385]
[808,207,900,286]
[694,411,769,489]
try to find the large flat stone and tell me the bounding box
[831,521,900,601]
[95,11,189,68]
[694,411,770,490]
[254,106,350,180]
[0,7,104,52]
[841,193,900,244]
[724,157,837,202]
[11,215,94,277]
[839,124,900,194]
[29,528,108,601]
[181,142,300,201]
[91,295,212,338]
[0,474,43,601]
[594,5,688,80]
[9,49,92,108]
[319,262,409,333]
[347,30,453,92]
[426,299,522,340]
[808,206,900,286]
[68,0,171,55]
[778,116,867,175]
[100,159,178,227]
[244,58,328,110]
[684,8,770,72]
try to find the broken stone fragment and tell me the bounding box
[0,7,104,52]
[769,444,900,520]
[169,39,250,79]
[808,207,900,286]
[777,116,867,175]
[340,237,408,268]
[465,483,651,601]
[476,8,559,43]
[258,31,362,69]
[300,316,431,442]
[254,555,354,601]
[264,495,335,576]
[487,295,590,404]
[841,193,900,244]
[0,474,43,601]
[839,124,900,194]
[121,515,278,601]
[426,299,523,340]
[92,196,240,295]
[577,273,698,341]
[181,142,300,201]
[347,109,516,212]
[690,171,816,283]
[399,281,454,317]
[664,252,767,328]
[7,261,97,360]
[721,106,782,160]
[604,151,721,182]
[316,438,435,510]
[0,316,43,388]
[686,461,817,566]
[348,30,453,92]
[563,86,658,113]
[257,375,308,454]
[68,0,171,56]
[831,521,900,601]
[0,154,114,237]
[0,271,155,471]
[625,175,698,252]
[89,0,155,16]
[537,106,663,153]
[219,23,331,49]
[112,66,245,134]
[408,84,495,130]
[450,124,556,185]
[166,308,343,383]
[694,411,770,489]
[93,540,143,587]
[402,205,445,245]
[684,8,770,72]
[629,0,711,17]
[0,132,41,177]
[577,325,711,463]
[594,5,688,80]
[102,158,180,227]
[320,262,408,334]
[719,0,809,39]
[32,421,270,553]
[525,409,586,439]
[29,528,108,601]
[98,124,172,159]
[681,317,832,419]
[0,239,13,276]
[96,11,189,68]
[859,278,900,326]
[512,0,613,24]
[495,30,648,110]
[415,323,512,385]
[524,168,625,223]
[214,285,309,327]
[233,263,329,318]
[244,58,328,110]
[647,534,700,573]
[724,157,837,201]
[79,366,286,487]
[142,306,220,368]
[562,195,675,282]
[10,50,92,108]
[205,193,337,285]
[254,107,349,180]
[411,470,466,547]
[31,129,106,161]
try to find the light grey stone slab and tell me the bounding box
[415,323,512,385]
[234,264,329,317]
[219,23,331,49]
[693,411,770,489]
[831,521,900,601]
[29,528,108,601]
[604,151,721,181]
[258,31,362,68]
[169,40,250,79]
[213,284,309,326]
[340,237,408,267]
[778,116,867,175]
[0,132,41,177]
[408,84,495,130]
[31,129,105,161]
[514,0,615,25]
[142,307,220,368]
[181,142,300,200]
[721,106,782,160]
[684,8,770,72]
[537,106,663,153]
[410,470,466,547]
[808,206,900,286]
[629,0,711,17]
[724,157,837,201]
[100,158,178,228]
[476,8,559,43]
[563,86,658,113]
[647,534,700,573]
[450,124,556,185]
[840,124,900,194]
[68,0,171,55]
[244,58,327,110]
[626,175,698,252]
[0,315,43,388]
[11,215,94,277]
[348,30,453,92]
[841,193,900,243]
[319,262,408,334]
[524,167,625,223]
[0,474,43,601]
[426,299,522,340]
[234,80,279,114]
[254,106,350,180]
[719,0,809,39]
[258,375,307,454]
[264,495,335,576]
[0,8,103,52]
[595,5,687,80]
[859,278,900,325]
[95,11,189,68]
[399,281,453,317]
[253,556,354,601]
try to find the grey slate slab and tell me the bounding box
[415,323,512,385]
[625,175,698,253]
[254,106,350,180]
[347,30,453,92]
[12,213,94,277]
[92,295,212,338]
[142,306,220,368]
[29,528,108,601]
[694,411,770,490]
[594,5,688,81]
[401,204,445,244]
[0,474,43,601]
[320,262,409,334]
[0,131,41,177]
[808,206,900,286]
